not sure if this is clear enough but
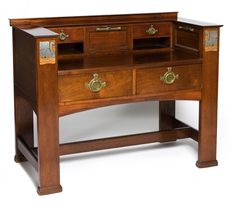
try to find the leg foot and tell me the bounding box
[14,154,27,163]
[37,185,63,195]
[196,160,218,168]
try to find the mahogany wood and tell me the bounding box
[17,138,38,170]
[85,26,130,54]
[196,27,220,168]
[133,22,171,38]
[57,50,202,71]
[35,38,62,195]
[50,26,84,43]
[14,96,34,162]
[159,101,176,131]
[58,89,202,116]
[59,127,194,155]
[175,23,200,51]
[10,12,178,27]
[13,28,37,111]
[136,64,201,95]
[59,68,132,102]
[13,27,35,162]
[10,12,222,195]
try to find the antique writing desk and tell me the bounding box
[10,12,222,195]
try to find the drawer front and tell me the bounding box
[86,26,129,53]
[175,23,200,50]
[59,69,132,102]
[136,64,201,95]
[50,27,84,43]
[133,23,171,38]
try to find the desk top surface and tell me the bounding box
[58,50,201,74]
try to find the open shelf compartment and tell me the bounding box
[133,37,170,50]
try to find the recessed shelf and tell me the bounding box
[58,42,84,55]
[58,50,202,74]
[133,37,170,50]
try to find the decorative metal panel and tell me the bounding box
[204,30,218,52]
[39,41,56,65]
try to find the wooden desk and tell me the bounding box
[10,12,222,195]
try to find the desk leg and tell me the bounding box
[159,101,177,142]
[196,28,219,168]
[36,39,62,194]
[159,101,175,131]
[37,111,62,195]
[197,100,218,168]
[14,96,34,163]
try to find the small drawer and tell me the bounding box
[136,64,201,95]
[86,26,129,53]
[175,23,200,50]
[59,69,132,102]
[133,23,171,39]
[49,27,84,43]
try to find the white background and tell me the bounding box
[0,0,235,207]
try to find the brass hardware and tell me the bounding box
[96,26,110,32]
[85,74,107,92]
[96,26,122,32]
[178,25,194,32]
[160,67,179,84]
[146,25,158,35]
[59,30,69,41]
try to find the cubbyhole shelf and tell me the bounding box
[58,42,84,59]
[133,37,170,50]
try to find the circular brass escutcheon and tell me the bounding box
[160,67,179,85]
[85,74,107,93]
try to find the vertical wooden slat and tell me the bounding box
[132,68,137,95]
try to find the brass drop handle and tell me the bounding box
[85,74,107,93]
[59,30,69,41]
[146,25,158,35]
[96,26,122,32]
[160,67,179,85]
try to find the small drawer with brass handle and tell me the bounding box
[136,64,201,95]
[160,67,179,85]
[85,74,106,93]
[58,69,132,102]
[133,23,171,38]
[49,27,84,43]
[146,25,158,35]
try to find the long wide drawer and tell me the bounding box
[59,69,132,102]
[136,64,201,95]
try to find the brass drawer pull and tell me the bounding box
[96,26,122,32]
[160,67,179,84]
[178,25,195,32]
[85,74,107,92]
[59,30,69,41]
[146,25,158,35]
